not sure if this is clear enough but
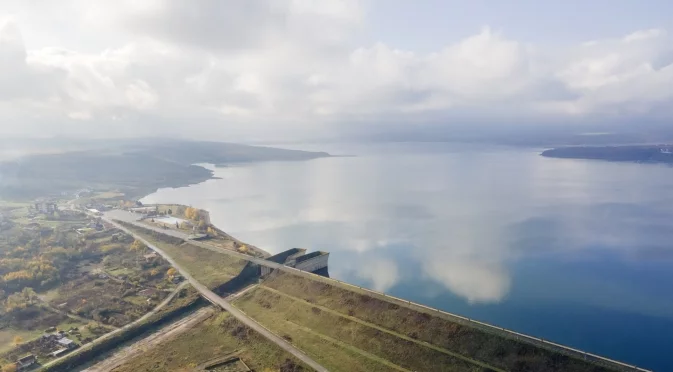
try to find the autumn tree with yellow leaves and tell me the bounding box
[130,239,145,252]
[184,207,200,221]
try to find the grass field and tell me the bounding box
[235,273,617,372]
[112,311,309,372]
[121,226,249,289]
[234,286,490,372]
[0,329,43,354]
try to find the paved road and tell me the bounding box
[104,211,301,274]
[104,217,329,372]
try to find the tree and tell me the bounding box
[130,240,145,252]
[12,336,23,346]
[184,207,202,221]
[2,363,17,372]
[21,287,37,305]
[167,209,172,215]
[5,287,38,313]
[166,268,177,277]
[184,207,196,220]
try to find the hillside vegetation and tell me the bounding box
[234,272,619,372]
[541,145,673,163]
[112,311,309,372]
[0,139,330,199]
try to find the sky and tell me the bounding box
[0,0,672,142]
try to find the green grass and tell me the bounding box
[112,311,309,372]
[0,201,30,208]
[124,227,248,289]
[0,329,43,354]
[234,287,487,372]
[251,273,617,372]
[93,191,125,199]
[154,285,201,316]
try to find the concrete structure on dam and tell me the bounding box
[261,248,329,277]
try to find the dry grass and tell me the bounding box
[234,287,489,372]
[125,226,248,289]
[251,273,615,372]
[112,311,309,372]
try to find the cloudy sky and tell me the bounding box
[1,0,672,142]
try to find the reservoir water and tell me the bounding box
[142,143,673,371]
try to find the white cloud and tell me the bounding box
[355,258,400,292]
[0,1,672,139]
[623,29,665,43]
[423,259,511,304]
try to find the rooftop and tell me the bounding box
[295,251,328,264]
[267,248,307,264]
[57,338,74,346]
[17,354,36,364]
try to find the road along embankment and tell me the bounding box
[106,218,329,372]
[112,217,650,372]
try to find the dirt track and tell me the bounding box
[81,307,214,372]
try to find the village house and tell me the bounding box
[143,252,158,261]
[57,337,77,349]
[16,354,37,371]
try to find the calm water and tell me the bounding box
[142,143,673,371]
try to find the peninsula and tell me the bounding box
[541,145,673,164]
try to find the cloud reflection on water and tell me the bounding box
[142,145,673,308]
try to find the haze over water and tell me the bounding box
[143,143,673,371]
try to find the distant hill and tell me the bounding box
[541,145,673,164]
[126,140,330,165]
[0,140,330,199]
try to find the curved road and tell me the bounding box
[104,217,329,372]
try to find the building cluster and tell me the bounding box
[42,329,80,357]
[33,199,58,214]
[11,329,79,371]
[15,354,37,371]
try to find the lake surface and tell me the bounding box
[142,143,673,371]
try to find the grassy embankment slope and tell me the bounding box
[116,223,250,290]
[114,224,620,372]
[234,273,621,372]
[112,311,309,372]
[104,226,310,372]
